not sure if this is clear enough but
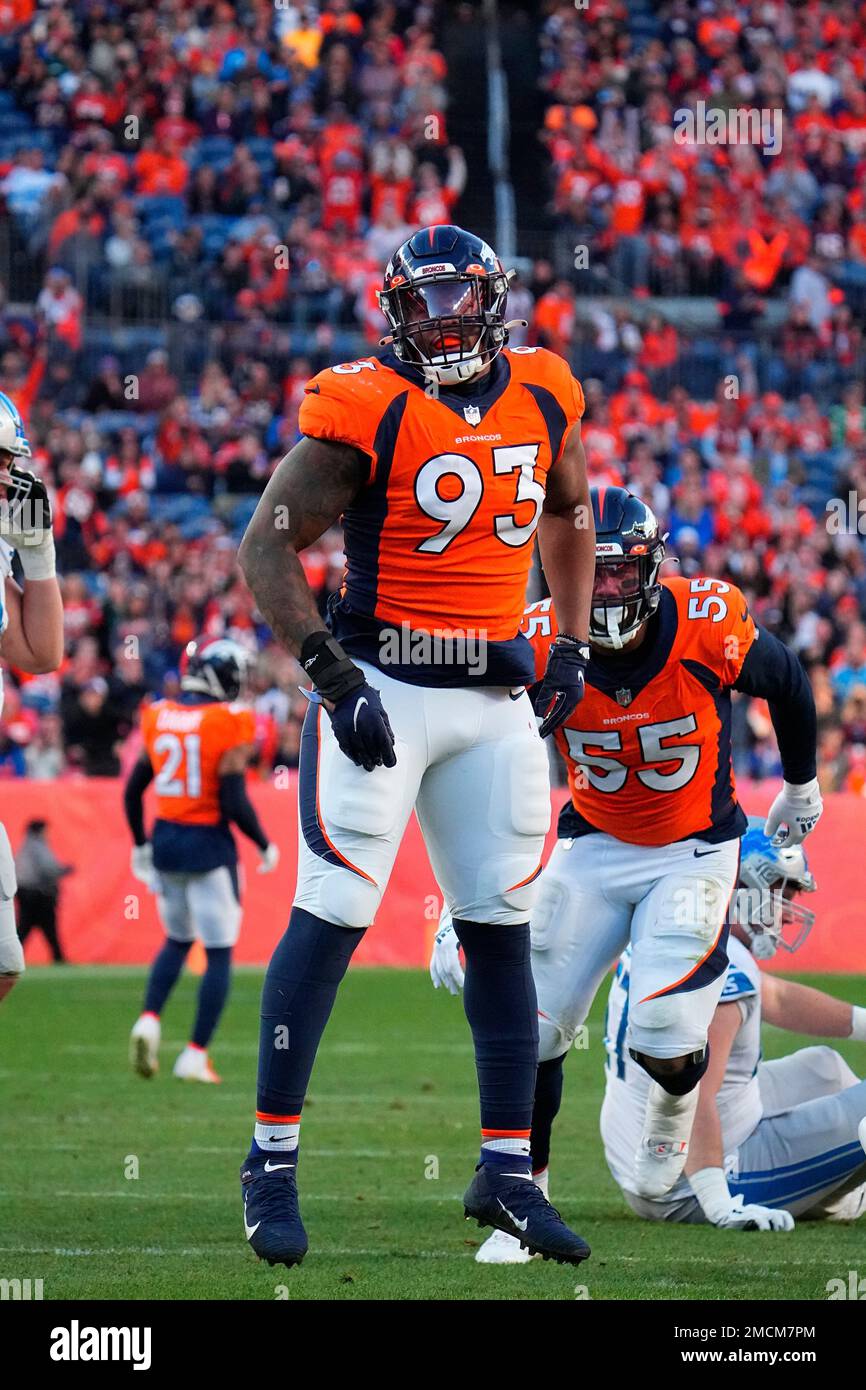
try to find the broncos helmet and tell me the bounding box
[181,638,251,703]
[0,391,32,470]
[589,486,666,650]
[378,225,512,386]
[733,815,817,959]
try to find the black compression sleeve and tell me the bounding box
[218,772,269,851]
[733,629,817,783]
[123,756,154,846]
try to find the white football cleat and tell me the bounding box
[475,1227,534,1264]
[172,1044,221,1084]
[129,1013,161,1078]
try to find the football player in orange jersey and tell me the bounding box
[432,484,824,1258]
[123,640,279,1084]
[237,225,597,1268]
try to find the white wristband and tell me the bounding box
[687,1166,732,1223]
[17,533,56,580]
[851,1005,866,1042]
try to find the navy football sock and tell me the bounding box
[143,937,191,1016]
[530,1053,567,1174]
[253,907,365,1150]
[191,946,232,1049]
[451,919,538,1173]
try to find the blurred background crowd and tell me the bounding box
[2,0,866,794]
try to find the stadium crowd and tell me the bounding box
[1,0,866,795]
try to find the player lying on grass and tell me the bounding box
[237,225,596,1269]
[450,819,866,1260]
[432,484,822,1239]
[123,639,279,1083]
[0,392,63,1006]
[601,819,866,1232]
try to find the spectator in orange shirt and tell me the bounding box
[133,140,189,196]
[533,279,576,357]
[0,0,33,33]
[609,370,666,439]
[639,314,678,372]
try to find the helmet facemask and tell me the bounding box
[379,270,510,386]
[734,860,816,960]
[590,545,664,650]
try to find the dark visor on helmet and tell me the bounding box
[397,278,483,323]
[592,558,642,601]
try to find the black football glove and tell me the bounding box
[301,631,397,772]
[532,634,590,738]
[328,683,397,772]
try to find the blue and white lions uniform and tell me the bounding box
[0,538,13,717]
[601,938,866,1221]
[0,538,23,978]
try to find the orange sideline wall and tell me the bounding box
[5,777,863,972]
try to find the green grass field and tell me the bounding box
[1,965,864,1301]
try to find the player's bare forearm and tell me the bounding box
[683,1092,725,1177]
[538,423,594,641]
[0,575,63,672]
[238,436,368,658]
[761,975,855,1037]
[684,1003,740,1177]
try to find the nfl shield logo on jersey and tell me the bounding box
[615,687,632,707]
[463,404,481,426]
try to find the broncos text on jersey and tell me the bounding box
[523,575,757,846]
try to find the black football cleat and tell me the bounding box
[240,1153,308,1268]
[463,1164,591,1266]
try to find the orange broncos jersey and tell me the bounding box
[298,346,585,642]
[140,699,255,826]
[523,576,757,847]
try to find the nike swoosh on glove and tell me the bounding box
[532,635,590,738]
[764,778,823,847]
[328,683,397,772]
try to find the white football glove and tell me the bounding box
[130,843,155,891]
[689,1167,794,1231]
[714,1195,795,1232]
[257,843,280,874]
[429,916,464,995]
[764,778,823,847]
